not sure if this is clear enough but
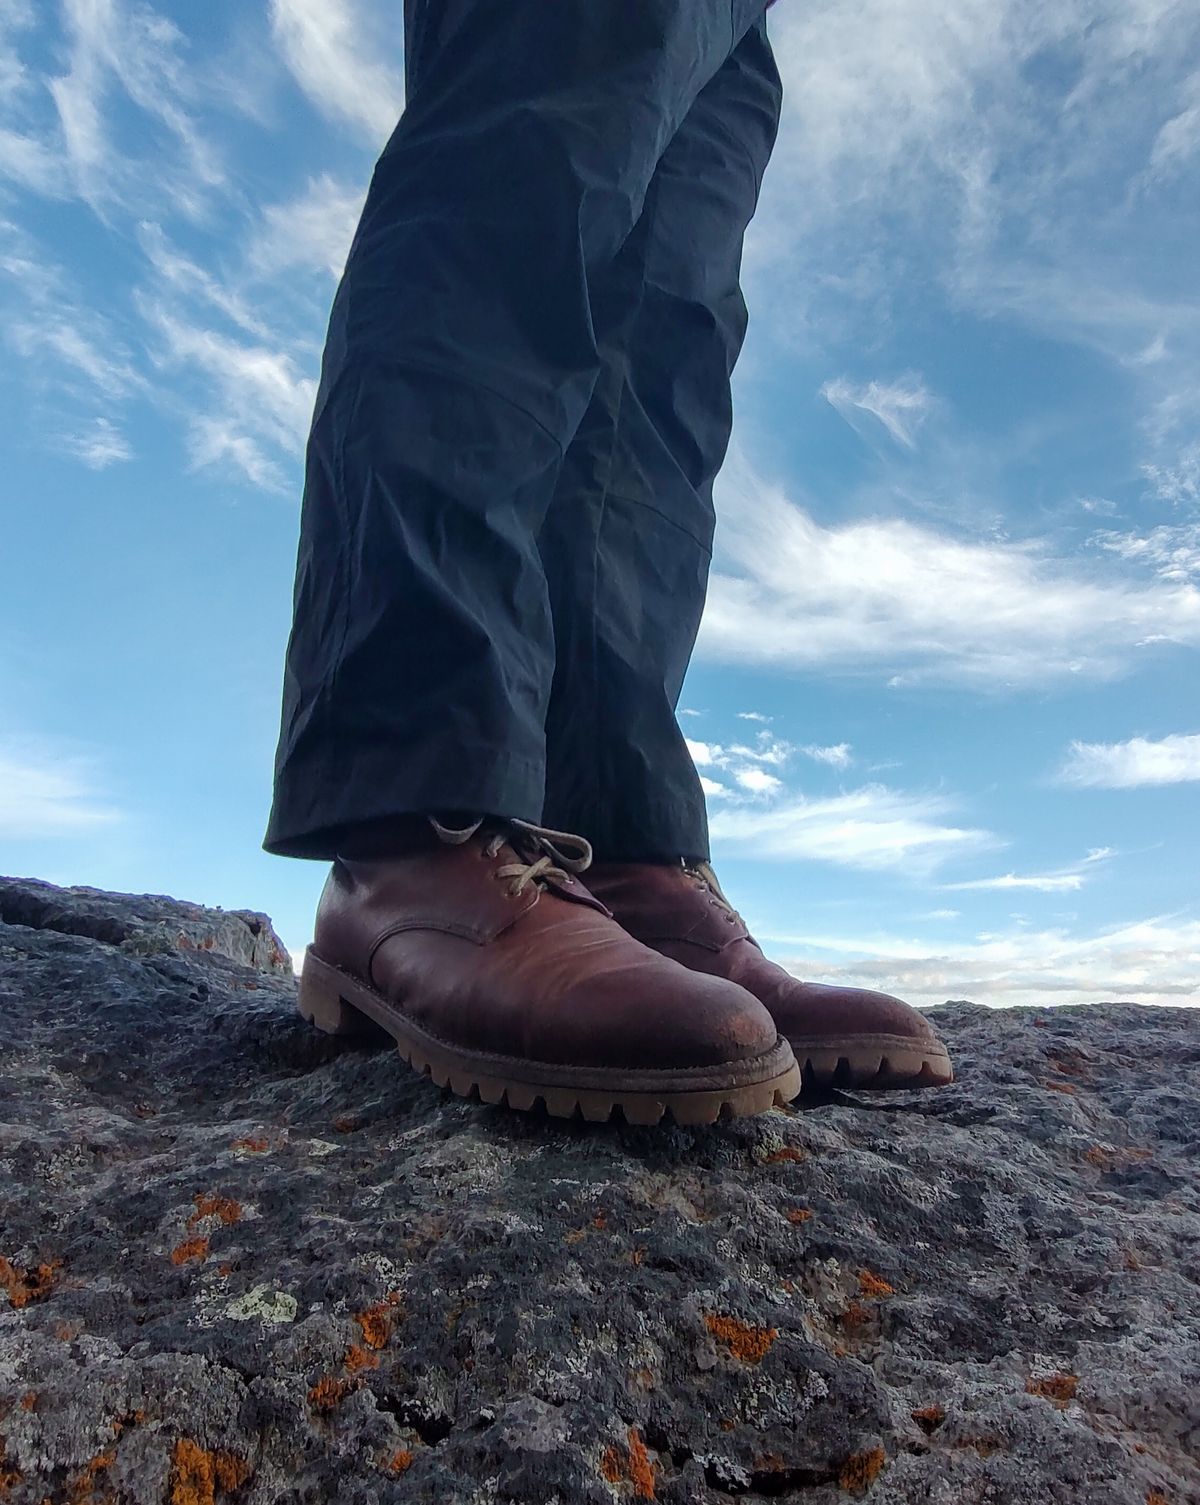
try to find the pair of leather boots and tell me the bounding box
[298,816,952,1124]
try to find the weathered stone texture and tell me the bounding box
[0,874,1196,1503]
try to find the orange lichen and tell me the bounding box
[564,1228,588,1246]
[858,1270,895,1299]
[630,1247,645,1266]
[355,1292,402,1350]
[307,1376,352,1413]
[786,1208,813,1224]
[385,1449,414,1476]
[169,1438,250,1505]
[1026,1372,1078,1405]
[0,1256,60,1309]
[0,1438,22,1494]
[1043,1080,1078,1095]
[955,1436,1004,1457]
[600,1428,655,1499]
[73,1448,117,1493]
[839,1446,886,1493]
[1083,1145,1153,1172]
[1146,1493,1169,1505]
[230,1136,269,1153]
[763,1146,806,1164]
[187,1194,242,1228]
[332,1115,358,1133]
[911,1405,945,1433]
[704,1312,777,1364]
[169,1237,210,1266]
[19,1393,36,1412]
[840,1301,872,1331]
[343,1344,379,1374]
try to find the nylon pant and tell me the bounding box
[263,0,783,863]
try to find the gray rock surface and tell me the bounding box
[0,873,1196,1505]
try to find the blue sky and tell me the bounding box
[2,0,1198,1006]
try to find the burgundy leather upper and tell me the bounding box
[585,860,944,1045]
[311,829,782,1072]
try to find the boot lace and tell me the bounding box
[682,860,742,925]
[430,815,593,898]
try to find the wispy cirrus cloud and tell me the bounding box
[701,457,1200,687]
[801,742,853,768]
[269,0,403,143]
[1058,732,1200,789]
[820,375,932,449]
[61,416,133,468]
[139,300,315,488]
[710,783,994,877]
[942,846,1114,893]
[0,736,122,838]
[756,0,1200,490]
[248,173,366,282]
[757,914,1200,1007]
[1091,520,1200,583]
[48,0,223,216]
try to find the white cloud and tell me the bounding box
[0,738,121,837]
[187,416,286,492]
[1141,443,1200,506]
[801,742,853,768]
[0,124,63,194]
[699,776,728,799]
[737,710,771,723]
[734,767,782,796]
[141,301,316,482]
[1058,732,1200,789]
[700,458,1200,686]
[710,784,993,877]
[270,0,403,143]
[138,222,273,340]
[758,915,1200,1008]
[944,871,1085,893]
[821,375,932,448]
[48,0,222,215]
[62,417,133,468]
[1149,71,1200,180]
[248,173,366,281]
[8,313,141,400]
[753,0,1200,492]
[1092,521,1200,582]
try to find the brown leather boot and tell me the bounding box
[297,818,799,1124]
[586,860,953,1090]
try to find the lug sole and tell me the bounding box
[297,948,801,1125]
[789,1033,954,1090]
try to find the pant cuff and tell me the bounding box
[263,739,546,860]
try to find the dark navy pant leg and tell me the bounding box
[539,16,782,862]
[263,0,742,859]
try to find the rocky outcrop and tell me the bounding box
[0,874,1196,1504]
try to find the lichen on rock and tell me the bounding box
[0,874,1197,1503]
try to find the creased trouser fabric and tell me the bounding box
[263,0,782,862]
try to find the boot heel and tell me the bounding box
[298,952,363,1036]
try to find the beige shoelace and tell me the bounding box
[430,815,593,898]
[683,860,742,925]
